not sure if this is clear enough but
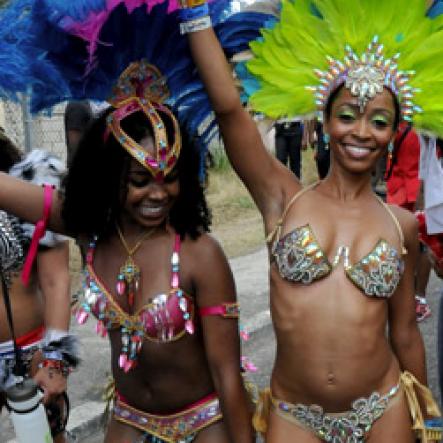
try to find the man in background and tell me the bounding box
[274,119,303,178]
[64,101,93,168]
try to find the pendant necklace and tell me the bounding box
[115,224,155,307]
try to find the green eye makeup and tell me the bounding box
[372,114,389,124]
[337,108,356,120]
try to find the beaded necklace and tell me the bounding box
[115,225,155,307]
[76,234,195,372]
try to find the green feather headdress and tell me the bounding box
[244,0,443,137]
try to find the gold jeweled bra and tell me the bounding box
[272,225,404,297]
[268,185,406,298]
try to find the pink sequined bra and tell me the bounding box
[268,185,406,298]
[76,234,240,372]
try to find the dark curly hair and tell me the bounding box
[62,108,211,240]
[0,130,22,172]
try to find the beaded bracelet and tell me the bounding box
[38,359,72,378]
[42,349,64,361]
[180,16,212,35]
[179,3,209,21]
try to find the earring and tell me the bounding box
[323,133,330,150]
[388,141,394,160]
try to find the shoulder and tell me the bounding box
[181,233,234,285]
[184,233,228,265]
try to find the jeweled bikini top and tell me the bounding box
[76,233,240,372]
[0,210,25,280]
[268,185,406,298]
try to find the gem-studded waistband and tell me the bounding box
[272,384,399,442]
[253,383,400,443]
[113,393,222,442]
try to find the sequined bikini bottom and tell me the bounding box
[113,392,222,443]
[275,384,399,442]
[253,383,400,443]
[253,372,443,442]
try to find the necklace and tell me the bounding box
[116,225,155,306]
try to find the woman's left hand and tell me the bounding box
[31,351,67,404]
[33,365,67,404]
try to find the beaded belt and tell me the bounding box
[271,384,400,442]
[114,393,222,443]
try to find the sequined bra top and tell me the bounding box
[76,233,240,372]
[0,211,26,285]
[268,185,406,298]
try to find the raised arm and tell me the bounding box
[0,173,66,234]
[186,21,299,221]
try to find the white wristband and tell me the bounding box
[180,16,212,35]
[43,328,69,347]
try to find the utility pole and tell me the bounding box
[20,94,33,153]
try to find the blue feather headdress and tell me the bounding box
[0,0,53,102]
[4,0,272,168]
[428,0,443,17]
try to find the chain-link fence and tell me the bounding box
[1,97,67,163]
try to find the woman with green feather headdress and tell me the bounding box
[185,0,443,441]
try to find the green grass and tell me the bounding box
[210,146,231,172]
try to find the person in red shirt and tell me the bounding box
[387,122,432,321]
[387,122,420,210]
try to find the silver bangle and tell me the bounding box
[180,16,212,35]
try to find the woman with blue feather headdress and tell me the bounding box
[0,0,275,441]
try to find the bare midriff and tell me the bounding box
[269,266,400,413]
[0,274,43,342]
[109,328,216,414]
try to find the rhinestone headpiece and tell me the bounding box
[104,60,181,180]
[307,36,422,121]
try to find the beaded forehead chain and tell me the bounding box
[308,36,420,121]
[105,60,181,180]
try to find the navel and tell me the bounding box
[327,371,336,385]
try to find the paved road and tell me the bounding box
[2,247,442,442]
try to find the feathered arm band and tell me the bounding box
[42,329,81,369]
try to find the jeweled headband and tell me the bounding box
[104,60,181,180]
[307,36,420,121]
